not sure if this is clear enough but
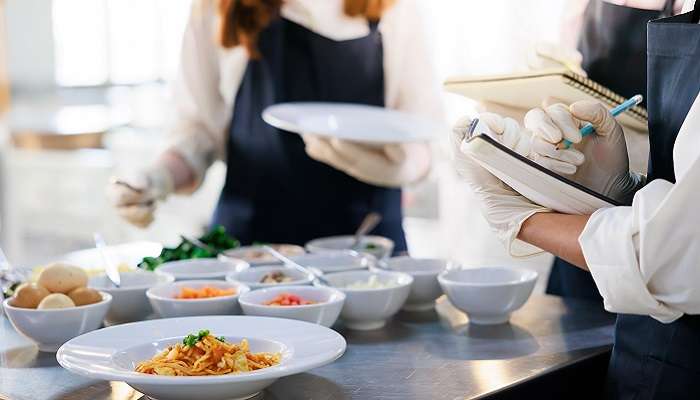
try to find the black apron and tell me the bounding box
[211,18,407,252]
[546,0,674,301]
[606,10,700,400]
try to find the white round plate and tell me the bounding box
[262,102,445,144]
[57,316,346,400]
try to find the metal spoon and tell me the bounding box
[262,245,331,286]
[94,233,120,288]
[181,235,220,256]
[352,212,382,250]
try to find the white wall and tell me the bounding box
[5,0,56,92]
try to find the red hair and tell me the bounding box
[218,0,396,58]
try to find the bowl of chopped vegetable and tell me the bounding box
[305,235,394,260]
[147,280,250,318]
[138,226,241,272]
[239,286,345,327]
[226,266,314,289]
[324,270,412,330]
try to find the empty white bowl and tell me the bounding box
[306,235,394,260]
[226,266,314,290]
[239,286,346,327]
[155,258,249,281]
[3,292,112,352]
[146,280,250,318]
[89,270,174,325]
[380,257,456,311]
[324,270,412,330]
[286,252,377,274]
[438,267,538,325]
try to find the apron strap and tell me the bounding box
[692,0,699,23]
[663,0,675,16]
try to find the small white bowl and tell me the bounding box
[324,270,413,330]
[219,244,306,266]
[438,267,538,325]
[239,286,345,327]
[306,235,394,260]
[226,266,314,290]
[156,258,249,281]
[3,292,112,352]
[286,252,377,274]
[89,270,174,325]
[380,257,456,311]
[146,280,250,318]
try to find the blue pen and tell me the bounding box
[559,94,644,149]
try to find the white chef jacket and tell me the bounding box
[167,0,442,189]
[580,88,700,323]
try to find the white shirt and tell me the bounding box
[168,0,442,188]
[580,85,700,323]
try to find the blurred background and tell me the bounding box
[0,0,573,290]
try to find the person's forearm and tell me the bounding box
[158,150,197,192]
[518,213,591,270]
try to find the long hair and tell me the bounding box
[218,0,396,58]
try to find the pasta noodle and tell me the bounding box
[135,331,280,376]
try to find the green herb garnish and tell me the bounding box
[216,336,226,342]
[182,329,211,347]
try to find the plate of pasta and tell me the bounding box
[56,316,346,400]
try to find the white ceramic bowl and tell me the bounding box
[438,267,538,325]
[286,252,377,274]
[147,280,250,318]
[57,316,346,400]
[89,270,174,325]
[324,270,412,330]
[218,244,306,266]
[239,286,345,327]
[380,256,456,311]
[155,258,249,281]
[2,292,112,352]
[226,266,314,290]
[306,235,394,260]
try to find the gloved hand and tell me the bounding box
[524,100,644,204]
[451,113,550,257]
[107,165,174,228]
[303,136,431,188]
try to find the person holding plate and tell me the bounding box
[108,0,441,252]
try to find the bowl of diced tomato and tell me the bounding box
[238,286,345,327]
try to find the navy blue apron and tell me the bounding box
[606,10,700,400]
[546,0,674,301]
[211,18,407,252]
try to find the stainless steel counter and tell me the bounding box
[0,295,615,400]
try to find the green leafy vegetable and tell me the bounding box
[182,329,211,347]
[138,225,240,271]
[216,336,226,342]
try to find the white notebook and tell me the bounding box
[445,68,648,133]
[461,119,621,215]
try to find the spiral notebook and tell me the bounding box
[445,68,648,132]
[461,119,623,215]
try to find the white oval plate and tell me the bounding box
[262,102,445,144]
[56,316,346,400]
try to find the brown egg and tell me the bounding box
[37,293,75,309]
[37,263,88,294]
[68,287,102,306]
[10,283,50,309]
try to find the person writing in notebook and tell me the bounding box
[452,1,699,398]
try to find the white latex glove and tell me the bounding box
[451,114,550,257]
[524,101,644,204]
[107,166,174,228]
[303,136,431,188]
